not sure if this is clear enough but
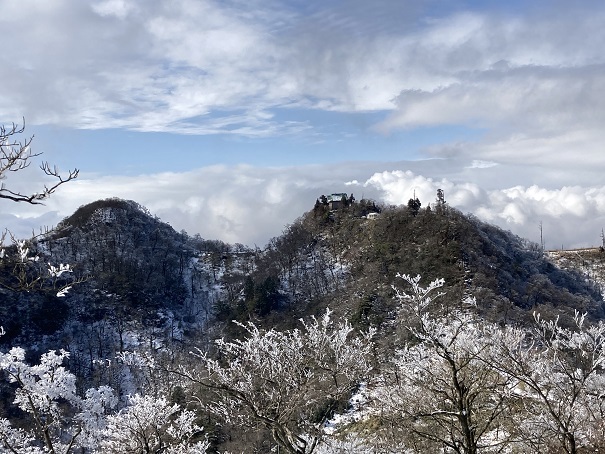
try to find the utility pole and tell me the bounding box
[539,221,544,252]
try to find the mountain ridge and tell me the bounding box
[1,196,603,352]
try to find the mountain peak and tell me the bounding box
[57,198,151,230]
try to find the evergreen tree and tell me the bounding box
[407,197,421,216]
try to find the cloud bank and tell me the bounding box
[359,170,605,250]
[2,163,603,251]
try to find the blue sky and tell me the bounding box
[1,0,605,248]
[31,117,483,172]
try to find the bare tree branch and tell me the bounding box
[0,118,79,204]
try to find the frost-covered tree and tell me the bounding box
[365,274,605,453]
[0,348,116,453]
[0,348,209,453]
[181,310,375,454]
[0,131,79,322]
[100,394,210,454]
[486,311,605,453]
[0,233,77,296]
[373,274,519,453]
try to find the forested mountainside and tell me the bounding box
[548,247,605,289]
[1,197,605,453]
[1,199,190,347]
[233,197,603,330]
[2,196,601,349]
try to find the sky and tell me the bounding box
[1,0,604,250]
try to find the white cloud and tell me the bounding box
[362,170,488,211]
[0,0,293,134]
[92,0,134,19]
[468,160,498,169]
